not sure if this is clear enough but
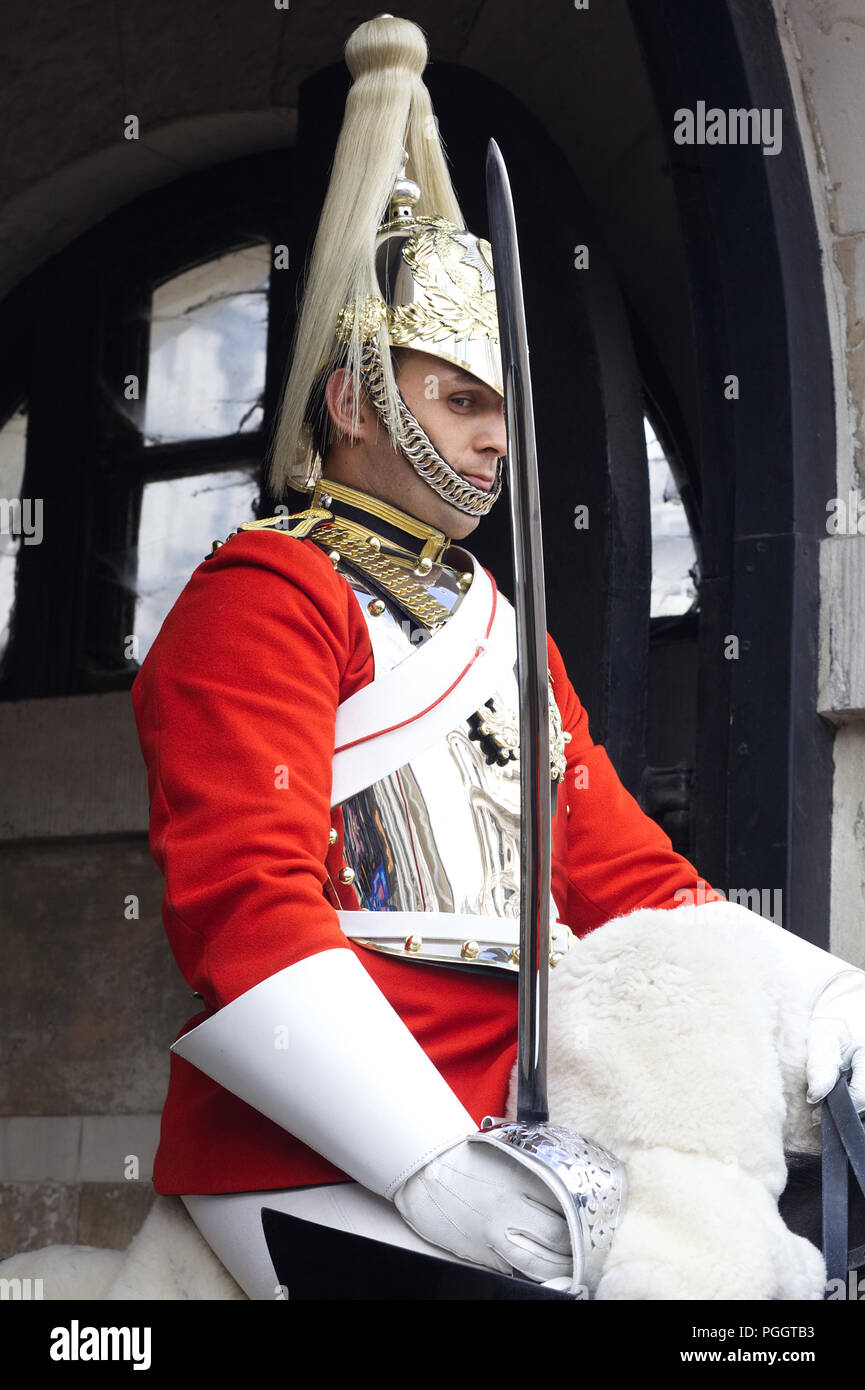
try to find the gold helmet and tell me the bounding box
[269,15,503,517]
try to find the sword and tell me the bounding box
[465,143,625,1294]
[485,138,552,1125]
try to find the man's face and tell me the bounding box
[322,348,507,540]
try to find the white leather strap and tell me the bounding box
[331,553,517,807]
[171,949,475,1198]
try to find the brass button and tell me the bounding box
[367,598,386,616]
[413,557,433,577]
[508,946,520,966]
[367,536,381,552]
[461,940,480,960]
[566,804,571,816]
[328,550,341,568]
[563,731,572,744]
[319,493,333,508]
[405,935,423,953]
[338,867,355,885]
[457,572,472,591]
[550,951,563,968]
[208,538,224,557]
[328,827,338,846]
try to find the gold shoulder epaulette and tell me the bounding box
[205,507,332,559]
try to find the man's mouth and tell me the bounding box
[461,472,495,492]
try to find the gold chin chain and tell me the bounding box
[358,339,503,518]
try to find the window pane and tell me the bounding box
[0,402,29,665]
[133,468,259,661]
[143,245,270,445]
[646,416,698,617]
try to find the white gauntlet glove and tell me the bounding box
[172,948,580,1285]
[805,971,865,1112]
[394,1138,572,1282]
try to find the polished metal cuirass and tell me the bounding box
[332,559,572,971]
[341,712,523,918]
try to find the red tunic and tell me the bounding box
[130,528,720,1195]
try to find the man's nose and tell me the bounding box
[476,408,508,457]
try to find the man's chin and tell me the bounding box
[440,504,483,542]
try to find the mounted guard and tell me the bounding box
[129,14,865,1301]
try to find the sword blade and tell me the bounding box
[486,140,551,1125]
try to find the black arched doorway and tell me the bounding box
[629,0,836,946]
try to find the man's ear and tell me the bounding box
[324,368,372,440]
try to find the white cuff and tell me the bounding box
[171,948,475,1198]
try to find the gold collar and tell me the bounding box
[311,478,450,566]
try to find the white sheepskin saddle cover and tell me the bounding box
[520,901,826,1299]
[0,903,827,1300]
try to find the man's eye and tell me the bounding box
[449,395,473,409]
